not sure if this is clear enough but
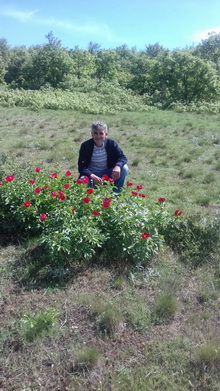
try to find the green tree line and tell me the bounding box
[0,31,220,108]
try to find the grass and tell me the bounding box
[0,106,220,390]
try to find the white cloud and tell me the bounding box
[0,6,114,40]
[192,26,220,42]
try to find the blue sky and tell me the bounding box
[0,0,220,50]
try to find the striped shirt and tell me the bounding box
[88,144,107,175]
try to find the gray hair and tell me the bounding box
[91,120,108,132]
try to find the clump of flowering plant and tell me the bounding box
[0,168,183,266]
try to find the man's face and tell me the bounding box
[92,127,108,147]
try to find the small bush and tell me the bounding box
[20,308,58,341]
[151,293,178,324]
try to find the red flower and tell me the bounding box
[58,195,66,201]
[174,210,182,216]
[39,213,47,220]
[140,193,146,198]
[23,201,31,207]
[131,191,138,196]
[72,208,77,213]
[76,178,83,184]
[92,210,100,216]
[141,232,151,239]
[83,176,89,183]
[63,184,70,189]
[82,197,91,203]
[5,175,14,182]
[58,190,64,195]
[104,197,111,202]
[51,191,57,197]
[126,181,133,186]
[86,188,94,194]
[35,167,41,172]
[65,170,72,176]
[52,173,58,178]
[102,174,109,181]
[136,185,143,190]
[102,201,110,208]
[0,181,3,186]
[29,179,36,184]
[108,178,114,183]
[158,197,166,202]
[34,187,41,193]
[44,185,50,189]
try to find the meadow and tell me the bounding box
[0,106,220,391]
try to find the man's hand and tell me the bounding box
[111,166,121,181]
[90,174,103,185]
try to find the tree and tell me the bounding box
[193,32,220,75]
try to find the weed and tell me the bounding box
[74,347,100,371]
[20,308,58,341]
[151,292,178,324]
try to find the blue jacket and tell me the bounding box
[78,137,127,177]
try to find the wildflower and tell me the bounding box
[34,187,41,193]
[5,175,14,182]
[58,194,66,201]
[131,191,138,196]
[72,208,77,213]
[108,178,114,183]
[29,179,36,184]
[86,188,94,194]
[51,191,57,197]
[136,185,143,189]
[44,185,50,189]
[76,178,83,184]
[174,210,182,216]
[140,193,146,198]
[39,213,47,220]
[102,201,111,208]
[104,197,112,203]
[52,173,58,178]
[0,181,3,186]
[58,190,65,195]
[158,197,166,202]
[65,170,72,176]
[23,201,31,207]
[82,197,91,203]
[92,210,100,216]
[63,184,70,189]
[35,167,41,172]
[83,176,89,183]
[102,174,109,181]
[141,232,151,239]
[126,181,133,186]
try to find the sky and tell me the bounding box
[0,0,220,51]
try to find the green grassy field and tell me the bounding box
[0,107,220,391]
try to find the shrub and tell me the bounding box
[20,308,58,341]
[0,167,185,267]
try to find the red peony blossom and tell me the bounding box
[52,173,58,178]
[35,167,41,172]
[58,190,65,195]
[29,179,36,184]
[72,208,77,213]
[140,193,146,198]
[63,184,70,189]
[83,176,89,183]
[58,195,66,201]
[44,185,50,189]
[141,232,151,239]
[136,185,143,190]
[174,210,182,216]
[76,178,83,184]
[158,197,166,202]
[5,175,14,182]
[34,187,41,193]
[102,174,109,181]
[126,181,133,186]
[86,188,94,194]
[131,191,138,196]
[92,210,100,216]
[23,201,31,207]
[108,178,114,183]
[104,197,112,202]
[82,197,91,203]
[65,170,72,176]
[39,213,47,221]
[102,201,111,208]
[51,191,57,197]
[0,181,3,186]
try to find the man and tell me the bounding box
[78,120,128,192]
